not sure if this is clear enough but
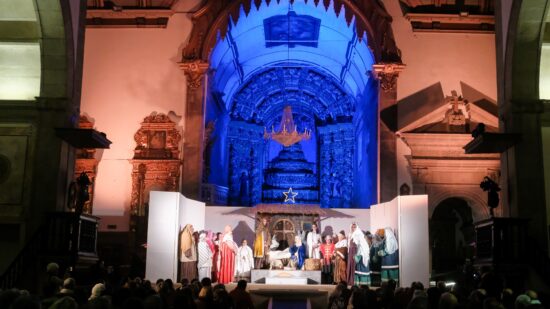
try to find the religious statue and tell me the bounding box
[179,224,197,281]
[239,172,250,205]
[253,217,271,269]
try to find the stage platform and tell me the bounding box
[251,269,322,285]
[225,283,335,309]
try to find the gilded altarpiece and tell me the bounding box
[130,113,182,217]
[74,116,99,214]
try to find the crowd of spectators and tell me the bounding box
[0,262,547,309]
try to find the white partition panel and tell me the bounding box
[321,209,370,236]
[398,195,429,287]
[204,206,256,246]
[180,197,206,231]
[146,191,182,281]
[146,192,206,282]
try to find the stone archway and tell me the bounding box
[178,0,404,204]
[430,197,475,274]
[499,0,550,252]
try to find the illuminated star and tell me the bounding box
[283,187,298,203]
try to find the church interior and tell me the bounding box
[0,0,550,308]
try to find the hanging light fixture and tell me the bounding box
[263,2,311,147]
[264,106,311,147]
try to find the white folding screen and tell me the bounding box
[146,191,205,281]
[397,195,429,287]
[369,195,429,287]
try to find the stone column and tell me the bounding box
[503,99,549,251]
[180,60,209,200]
[372,63,405,203]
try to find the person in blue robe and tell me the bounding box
[290,235,306,270]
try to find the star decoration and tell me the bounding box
[283,187,298,203]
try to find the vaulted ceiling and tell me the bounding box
[209,0,375,114]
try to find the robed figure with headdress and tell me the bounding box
[235,239,254,280]
[289,235,306,270]
[253,217,271,269]
[378,227,399,283]
[333,230,347,284]
[218,225,238,284]
[179,224,198,281]
[197,231,213,281]
[352,229,371,285]
[346,223,360,285]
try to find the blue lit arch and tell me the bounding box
[202,0,381,208]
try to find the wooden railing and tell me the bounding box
[0,226,44,290]
[0,212,99,290]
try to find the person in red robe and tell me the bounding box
[211,232,221,282]
[218,225,238,284]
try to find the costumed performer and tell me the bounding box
[211,232,221,282]
[197,231,213,281]
[179,224,198,281]
[346,223,359,285]
[289,235,306,270]
[306,223,321,259]
[352,229,371,285]
[235,239,254,280]
[333,230,347,284]
[368,232,382,286]
[320,235,335,284]
[253,217,271,269]
[379,227,399,283]
[218,225,238,284]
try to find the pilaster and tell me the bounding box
[372,63,405,202]
[179,60,209,200]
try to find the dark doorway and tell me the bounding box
[430,198,475,274]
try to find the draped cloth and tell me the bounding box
[235,245,254,279]
[218,227,237,284]
[198,233,213,281]
[179,224,197,281]
[253,222,271,269]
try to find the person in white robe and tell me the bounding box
[306,223,321,259]
[235,239,254,280]
[197,231,213,281]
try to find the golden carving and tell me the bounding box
[74,115,99,214]
[130,113,182,216]
[179,60,209,89]
[372,63,406,93]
